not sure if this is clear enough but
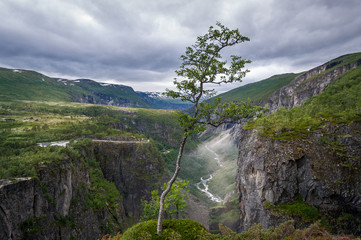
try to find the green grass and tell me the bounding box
[0,68,73,102]
[264,195,320,223]
[0,67,150,108]
[0,67,195,109]
[120,219,213,239]
[214,73,299,104]
[245,65,361,139]
[297,52,361,89]
[113,218,359,240]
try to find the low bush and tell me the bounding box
[120,219,214,240]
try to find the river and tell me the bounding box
[195,174,223,202]
[195,144,224,203]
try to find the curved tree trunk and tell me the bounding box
[157,134,188,234]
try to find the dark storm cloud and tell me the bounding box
[0,0,360,91]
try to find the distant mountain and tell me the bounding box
[69,78,151,108]
[136,91,192,110]
[0,68,189,109]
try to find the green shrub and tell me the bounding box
[120,219,215,240]
[265,195,320,223]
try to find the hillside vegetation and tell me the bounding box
[0,68,192,109]
[246,63,361,139]
[0,101,183,179]
[0,68,149,106]
[215,73,299,104]
[103,219,359,240]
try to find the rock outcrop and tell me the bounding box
[0,139,164,239]
[266,55,361,112]
[236,123,361,234]
[235,54,361,235]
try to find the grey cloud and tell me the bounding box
[0,0,360,92]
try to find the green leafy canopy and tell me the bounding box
[166,22,251,101]
[142,180,189,221]
[165,22,265,135]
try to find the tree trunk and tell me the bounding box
[157,134,188,234]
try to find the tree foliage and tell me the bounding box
[142,180,189,221]
[165,22,264,135]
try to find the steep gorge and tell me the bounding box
[0,139,164,239]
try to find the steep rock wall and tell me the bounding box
[266,56,361,112]
[236,123,361,234]
[0,140,164,239]
[91,141,164,219]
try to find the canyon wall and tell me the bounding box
[0,139,164,239]
[235,54,361,234]
[266,55,361,112]
[236,124,361,234]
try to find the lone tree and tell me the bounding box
[157,22,264,234]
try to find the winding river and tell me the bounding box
[195,144,224,203]
[195,174,223,202]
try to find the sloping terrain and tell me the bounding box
[215,73,299,104]
[0,68,191,109]
[0,68,150,107]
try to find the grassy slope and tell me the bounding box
[245,62,361,139]
[0,68,150,108]
[72,79,151,107]
[215,73,299,104]
[0,68,74,102]
[116,218,357,240]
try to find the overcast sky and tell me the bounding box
[1,0,360,93]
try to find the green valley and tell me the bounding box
[1,52,361,239]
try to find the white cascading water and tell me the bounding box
[195,174,223,202]
[195,143,225,203]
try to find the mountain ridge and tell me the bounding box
[0,68,191,110]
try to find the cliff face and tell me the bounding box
[266,55,361,112]
[236,123,361,233]
[0,139,164,239]
[235,54,361,234]
[91,141,164,219]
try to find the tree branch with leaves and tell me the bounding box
[157,22,265,234]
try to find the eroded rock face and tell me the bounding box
[92,141,164,219]
[0,140,164,239]
[266,57,361,112]
[236,123,361,234]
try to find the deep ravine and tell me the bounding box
[195,144,224,203]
